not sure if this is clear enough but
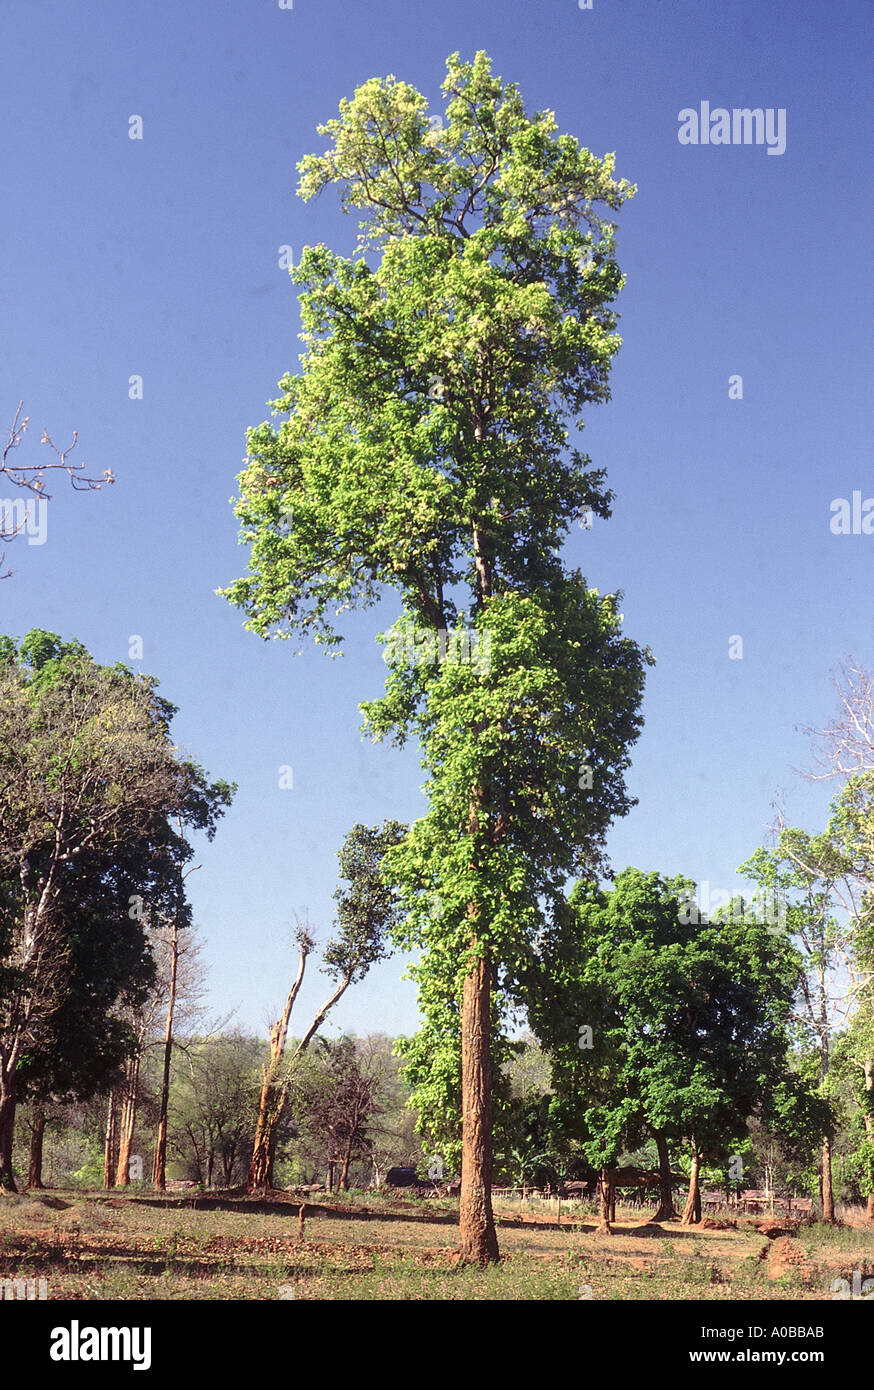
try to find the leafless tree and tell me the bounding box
[798,658,874,781]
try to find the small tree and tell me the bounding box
[290,1037,381,1191]
[741,828,856,1222]
[169,1032,262,1187]
[529,869,801,1230]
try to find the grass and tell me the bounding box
[0,1188,872,1300]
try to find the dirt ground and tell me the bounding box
[1,1188,872,1300]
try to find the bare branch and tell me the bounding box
[797,657,874,781]
[2,400,113,496]
[0,401,114,577]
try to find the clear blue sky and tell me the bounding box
[2,0,871,1038]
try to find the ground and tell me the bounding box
[1,1189,871,1300]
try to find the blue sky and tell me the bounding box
[2,0,871,1038]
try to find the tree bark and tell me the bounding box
[27,1105,46,1189]
[0,1061,18,1191]
[340,1140,353,1191]
[650,1129,677,1222]
[863,1058,874,1222]
[115,1052,140,1187]
[249,1076,286,1194]
[816,975,836,1224]
[459,944,499,1264]
[821,1134,835,1224]
[103,1090,119,1190]
[153,925,180,1191]
[596,1167,613,1235]
[681,1136,702,1225]
[248,944,352,1194]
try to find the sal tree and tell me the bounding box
[221,52,649,1262]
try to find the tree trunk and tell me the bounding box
[863,1058,874,1222]
[817,976,835,1223]
[115,1052,140,1187]
[650,1129,677,1222]
[596,1167,613,1235]
[2,858,66,1193]
[248,937,337,1195]
[153,925,180,1191]
[459,944,499,1264]
[0,1063,19,1191]
[681,1136,702,1225]
[249,1078,285,1193]
[27,1105,46,1189]
[340,1139,353,1191]
[821,1134,835,1224]
[103,1091,119,1190]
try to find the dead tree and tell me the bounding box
[248,924,357,1193]
[247,821,405,1195]
[799,659,874,781]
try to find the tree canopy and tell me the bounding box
[0,629,234,1188]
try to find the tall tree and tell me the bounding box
[152,913,181,1192]
[0,630,233,1189]
[221,50,647,1262]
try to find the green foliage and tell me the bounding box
[168,1032,263,1187]
[0,629,234,1145]
[528,868,804,1170]
[220,52,648,1182]
[322,821,407,985]
[221,52,635,649]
